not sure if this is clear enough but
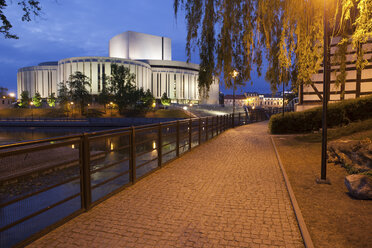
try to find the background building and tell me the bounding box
[297,38,372,111]
[17,31,219,104]
[224,93,283,108]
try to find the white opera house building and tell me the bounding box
[17,31,219,104]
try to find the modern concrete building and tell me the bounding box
[17,31,219,104]
[297,37,372,111]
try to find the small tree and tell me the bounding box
[47,93,56,107]
[19,90,30,108]
[66,72,92,115]
[142,89,155,109]
[108,64,137,114]
[58,82,70,110]
[97,86,112,113]
[161,92,171,106]
[32,92,42,107]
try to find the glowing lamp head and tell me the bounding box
[232,69,239,79]
[9,93,15,98]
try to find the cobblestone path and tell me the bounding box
[28,121,304,248]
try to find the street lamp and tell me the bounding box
[231,69,239,125]
[110,102,114,117]
[70,102,74,118]
[318,0,331,184]
[30,101,34,121]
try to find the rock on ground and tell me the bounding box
[344,174,372,200]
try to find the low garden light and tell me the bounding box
[152,102,156,108]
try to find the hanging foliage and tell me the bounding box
[174,0,372,94]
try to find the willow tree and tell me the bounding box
[174,0,372,96]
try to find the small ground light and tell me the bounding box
[71,144,75,149]
[153,141,156,149]
[110,143,114,151]
[189,103,193,107]
[183,106,188,110]
[152,102,156,108]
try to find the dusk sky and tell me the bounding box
[0,0,271,96]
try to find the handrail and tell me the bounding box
[0,110,267,248]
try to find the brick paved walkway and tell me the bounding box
[28,121,304,248]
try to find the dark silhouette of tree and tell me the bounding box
[65,71,92,115]
[1,0,42,39]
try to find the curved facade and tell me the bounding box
[17,62,58,98]
[17,31,219,104]
[58,57,152,96]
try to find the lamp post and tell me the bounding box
[318,0,331,183]
[110,102,113,117]
[282,82,285,116]
[231,69,239,118]
[70,102,74,118]
[30,101,34,121]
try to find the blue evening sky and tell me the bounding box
[0,0,271,96]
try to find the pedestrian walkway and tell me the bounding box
[28,121,304,248]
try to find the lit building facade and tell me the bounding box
[224,93,283,108]
[17,31,219,104]
[297,37,372,111]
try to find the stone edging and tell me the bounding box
[270,137,315,248]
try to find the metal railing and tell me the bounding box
[0,110,266,248]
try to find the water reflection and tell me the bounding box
[0,126,109,145]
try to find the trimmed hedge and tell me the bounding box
[269,95,372,134]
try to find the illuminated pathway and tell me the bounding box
[28,121,304,248]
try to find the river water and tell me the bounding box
[0,124,198,247]
[0,126,112,145]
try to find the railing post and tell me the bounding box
[205,117,209,141]
[81,133,91,211]
[224,114,227,131]
[238,112,241,126]
[130,126,136,184]
[198,118,202,145]
[158,123,162,167]
[212,117,215,137]
[232,113,234,128]
[176,120,180,157]
[189,119,192,150]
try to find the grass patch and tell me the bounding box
[295,118,372,143]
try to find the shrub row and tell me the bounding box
[269,95,372,134]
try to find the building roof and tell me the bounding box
[224,95,246,100]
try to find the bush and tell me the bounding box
[269,95,372,134]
